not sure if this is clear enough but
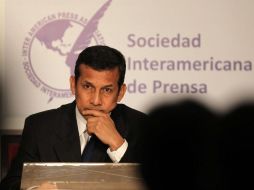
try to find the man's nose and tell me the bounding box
[90,90,102,105]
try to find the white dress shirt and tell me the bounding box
[75,106,128,163]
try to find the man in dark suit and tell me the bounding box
[0,45,147,190]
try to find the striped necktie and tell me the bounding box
[81,135,95,162]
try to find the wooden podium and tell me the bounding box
[21,163,148,190]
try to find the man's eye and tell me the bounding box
[82,84,91,89]
[103,88,112,93]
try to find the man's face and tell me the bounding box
[70,64,126,119]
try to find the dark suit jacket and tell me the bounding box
[0,101,147,190]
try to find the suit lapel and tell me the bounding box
[53,101,81,162]
[111,104,128,139]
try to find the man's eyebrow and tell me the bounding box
[82,80,114,88]
[102,84,114,88]
[82,80,94,86]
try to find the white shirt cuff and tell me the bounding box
[107,139,128,163]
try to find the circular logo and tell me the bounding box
[22,12,105,101]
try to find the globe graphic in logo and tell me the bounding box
[23,1,111,101]
[24,16,105,100]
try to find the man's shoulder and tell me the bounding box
[116,104,147,119]
[22,102,76,136]
[26,101,75,121]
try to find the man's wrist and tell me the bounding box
[109,137,125,151]
[107,139,128,163]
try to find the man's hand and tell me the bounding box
[82,109,124,151]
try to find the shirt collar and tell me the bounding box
[75,106,87,137]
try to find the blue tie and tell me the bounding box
[81,136,95,162]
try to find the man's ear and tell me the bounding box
[117,84,127,102]
[70,76,76,95]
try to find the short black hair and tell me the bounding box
[75,45,126,88]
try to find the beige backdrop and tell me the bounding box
[0,0,254,130]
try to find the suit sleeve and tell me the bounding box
[0,116,40,190]
[119,109,147,163]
